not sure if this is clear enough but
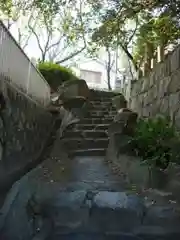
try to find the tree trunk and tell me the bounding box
[119,44,138,71]
[107,48,112,90]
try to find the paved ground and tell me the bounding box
[70,156,125,191]
[1,138,180,240]
[25,138,128,193]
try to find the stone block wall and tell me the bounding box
[129,45,180,127]
[0,79,52,191]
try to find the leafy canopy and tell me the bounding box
[88,0,180,67]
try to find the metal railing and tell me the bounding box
[0,20,50,106]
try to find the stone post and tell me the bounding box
[157,45,164,62]
[151,58,155,69]
[144,43,154,75]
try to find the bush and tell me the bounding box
[130,116,180,169]
[38,62,78,91]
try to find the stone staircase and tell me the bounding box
[29,190,180,240]
[62,90,117,157]
[1,90,180,240]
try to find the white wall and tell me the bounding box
[0,21,50,106]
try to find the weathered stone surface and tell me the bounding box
[142,77,150,92]
[41,191,89,230]
[90,191,145,232]
[149,71,155,87]
[93,191,144,211]
[134,226,180,240]
[107,108,138,157]
[0,79,52,191]
[168,92,180,122]
[159,96,169,115]
[51,232,143,240]
[171,46,180,73]
[58,106,79,138]
[174,108,180,128]
[109,110,138,136]
[62,96,90,119]
[143,206,180,228]
[0,174,37,240]
[59,79,90,100]
[108,122,125,136]
[63,97,86,110]
[112,94,127,111]
[89,89,118,98]
[167,70,180,94]
[130,45,180,130]
[142,105,151,117]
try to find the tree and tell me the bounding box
[28,0,94,63]
[0,0,93,63]
[89,0,139,71]
[0,1,33,29]
[0,0,37,49]
[133,11,180,64]
[88,0,180,71]
[105,47,113,90]
[94,48,116,90]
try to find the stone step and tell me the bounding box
[63,138,109,149]
[90,101,114,107]
[90,114,115,119]
[33,191,145,235]
[90,89,119,98]
[90,109,116,115]
[50,232,142,240]
[80,118,113,125]
[90,99,112,104]
[64,130,108,138]
[91,93,113,97]
[90,100,114,106]
[38,191,180,239]
[90,107,115,113]
[89,108,115,114]
[76,124,109,131]
[90,94,114,99]
[90,111,116,117]
[88,115,115,120]
[71,148,106,156]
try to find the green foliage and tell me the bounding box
[130,116,180,169]
[38,62,78,91]
[133,14,180,63]
[0,0,12,15]
[88,0,180,68]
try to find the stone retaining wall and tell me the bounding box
[129,45,180,127]
[0,79,52,191]
[106,137,180,201]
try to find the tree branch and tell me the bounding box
[21,13,37,49]
[28,16,44,59]
[56,46,86,64]
[56,0,87,64]
[119,42,138,71]
[46,35,64,52]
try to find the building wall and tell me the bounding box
[129,45,180,128]
[80,69,102,89]
[76,59,116,90]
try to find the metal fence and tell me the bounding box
[0,20,50,106]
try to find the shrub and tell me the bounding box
[130,115,180,169]
[38,62,78,91]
